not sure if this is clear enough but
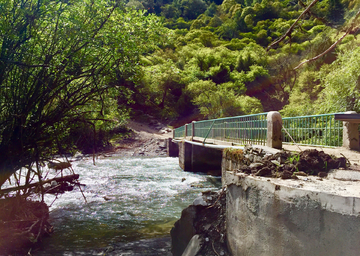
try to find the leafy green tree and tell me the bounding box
[187,80,263,118]
[205,2,218,17]
[315,45,360,113]
[141,56,186,117]
[190,19,206,30]
[220,0,238,14]
[126,0,145,10]
[281,70,322,116]
[180,0,208,20]
[161,4,181,19]
[177,29,221,47]
[172,17,192,29]
[224,38,255,51]
[0,0,165,186]
[208,15,223,27]
[216,20,239,39]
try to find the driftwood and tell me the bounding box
[0,174,80,196]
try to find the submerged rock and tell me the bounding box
[171,190,230,256]
[170,205,198,256]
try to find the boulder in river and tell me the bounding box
[170,190,230,256]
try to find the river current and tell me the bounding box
[33,156,220,255]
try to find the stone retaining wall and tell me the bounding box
[222,152,360,256]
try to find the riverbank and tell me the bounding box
[0,198,52,256]
[1,119,216,256]
[31,149,221,256]
[109,120,172,157]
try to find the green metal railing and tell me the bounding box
[174,125,185,138]
[282,113,343,147]
[174,112,345,148]
[187,124,192,137]
[175,113,268,145]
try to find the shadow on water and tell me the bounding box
[38,237,173,256]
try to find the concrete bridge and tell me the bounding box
[167,111,360,256]
[168,111,360,174]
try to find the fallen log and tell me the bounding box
[0,174,80,196]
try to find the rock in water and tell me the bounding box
[170,205,198,256]
[171,190,231,256]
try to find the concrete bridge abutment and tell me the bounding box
[171,111,360,256]
[179,141,192,171]
[167,138,179,157]
[222,154,360,256]
[178,141,222,175]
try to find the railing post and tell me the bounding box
[267,111,282,149]
[185,124,188,139]
[191,121,195,140]
[342,111,359,150]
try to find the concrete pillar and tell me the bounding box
[179,141,192,171]
[267,111,282,149]
[342,111,359,150]
[167,138,179,157]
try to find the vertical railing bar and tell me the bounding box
[321,116,324,145]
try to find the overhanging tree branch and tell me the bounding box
[267,0,320,51]
[294,8,360,70]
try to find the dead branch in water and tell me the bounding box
[0,174,79,196]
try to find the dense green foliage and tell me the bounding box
[0,0,165,186]
[130,0,359,119]
[1,0,360,187]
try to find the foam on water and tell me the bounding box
[34,156,220,254]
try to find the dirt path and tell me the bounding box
[112,120,172,157]
[126,120,172,139]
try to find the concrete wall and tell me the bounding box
[222,156,360,256]
[191,143,222,175]
[179,141,192,171]
[178,141,222,175]
[167,138,179,157]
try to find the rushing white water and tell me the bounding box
[34,156,221,254]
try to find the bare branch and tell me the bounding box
[298,0,328,24]
[267,0,320,51]
[294,8,360,70]
[5,60,50,68]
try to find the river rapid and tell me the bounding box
[34,156,221,255]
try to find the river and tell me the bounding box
[33,156,221,255]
